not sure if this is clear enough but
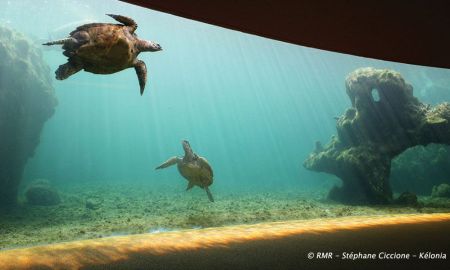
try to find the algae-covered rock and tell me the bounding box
[0,26,57,206]
[394,192,418,206]
[85,196,104,210]
[391,144,450,195]
[431,183,450,198]
[304,68,450,204]
[25,179,61,206]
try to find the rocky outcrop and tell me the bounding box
[25,179,61,206]
[391,144,450,195]
[431,183,450,198]
[304,68,450,204]
[0,26,57,206]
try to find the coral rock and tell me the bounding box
[431,183,450,198]
[304,68,450,204]
[0,26,57,206]
[25,179,61,206]
[394,192,418,206]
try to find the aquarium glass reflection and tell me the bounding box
[0,0,449,249]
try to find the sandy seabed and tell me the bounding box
[1,182,449,250]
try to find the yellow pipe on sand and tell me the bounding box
[1,213,449,269]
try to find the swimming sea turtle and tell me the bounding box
[43,14,162,95]
[156,140,214,202]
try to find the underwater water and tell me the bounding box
[1,0,450,249]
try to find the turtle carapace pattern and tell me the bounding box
[43,14,162,95]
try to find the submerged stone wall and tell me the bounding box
[0,25,57,206]
[304,67,450,204]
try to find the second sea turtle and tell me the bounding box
[156,140,215,202]
[43,14,162,95]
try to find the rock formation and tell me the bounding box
[304,67,450,204]
[25,179,61,206]
[0,25,57,206]
[391,144,450,195]
[431,183,450,198]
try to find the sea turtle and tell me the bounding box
[156,140,214,202]
[43,14,162,95]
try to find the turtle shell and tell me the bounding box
[70,23,138,74]
[177,157,214,188]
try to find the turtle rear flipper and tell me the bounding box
[43,31,89,50]
[204,186,214,202]
[43,37,74,46]
[186,182,194,191]
[107,14,137,33]
[134,60,147,95]
[55,61,83,80]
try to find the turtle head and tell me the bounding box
[182,140,195,159]
[137,40,162,52]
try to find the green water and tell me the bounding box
[1,0,447,192]
[0,0,450,249]
[1,1,450,246]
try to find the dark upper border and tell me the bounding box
[120,0,450,69]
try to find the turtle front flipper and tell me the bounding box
[106,14,137,33]
[55,60,83,80]
[156,157,178,169]
[134,60,147,95]
[204,186,214,202]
